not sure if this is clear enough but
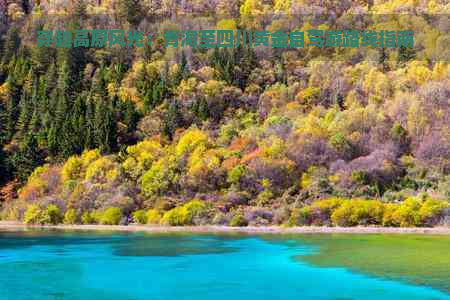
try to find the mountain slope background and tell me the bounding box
[0,0,449,226]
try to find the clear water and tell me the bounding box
[0,230,449,300]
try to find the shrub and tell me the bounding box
[0,204,20,221]
[154,198,175,211]
[42,204,63,225]
[132,210,148,224]
[288,207,311,226]
[23,204,43,225]
[187,147,222,181]
[141,155,178,197]
[331,203,354,226]
[382,203,400,227]
[122,139,163,179]
[419,199,449,226]
[160,200,208,226]
[160,207,185,226]
[288,197,446,227]
[23,204,62,225]
[63,209,78,224]
[309,198,345,225]
[175,128,209,157]
[61,156,84,183]
[296,86,320,105]
[391,198,422,227]
[18,165,61,202]
[90,210,103,224]
[227,165,246,186]
[244,208,273,226]
[182,200,208,225]
[256,187,274,206]
[230,214,248,227]
[81,211,94,224]
[99,207,122,225]
[392,205,420,227]
[212,212,228,225]
[331,200,384,227]
[86,210,103,224]
[61,150,101,184]
[146,209,162,224]
[85,157,119,183]
[362,200,385,224]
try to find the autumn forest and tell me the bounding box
[0,0,449,227]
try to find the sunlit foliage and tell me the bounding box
[0,0,449,227]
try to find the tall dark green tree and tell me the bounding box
[0,146,7,185]
[46,122,58,158]
[70,94,87,154]
[163,99,184,140]
[44,62,57,96]
[16,91,32,137]
[397,45,416,67]
[2,27,21,64]
[72,0,88,20]
[0,97,9,184]
[84,97,96,150]
[117,0,143,26]
[234,45,257,89]
[88,67,118,153]
[10,133,44,182]
[95,99,118,153]
[378,47,389,72]
[3,74,21,141]
[173,51,189,85]
[49,62,77,158]
[16,69,37,138]
[122,99,139,134]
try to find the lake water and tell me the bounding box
[0,229,449,300]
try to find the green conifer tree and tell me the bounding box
[10,133,44,182]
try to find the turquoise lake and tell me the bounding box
[0,230,449,300]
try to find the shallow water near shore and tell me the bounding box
[0,229,449,300]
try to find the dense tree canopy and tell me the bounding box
[0,0,448,226]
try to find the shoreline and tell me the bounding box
[1,221,450,235]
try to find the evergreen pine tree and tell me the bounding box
[72,0,88,21]
[235,46,257,89]
[29,109,44,142]
[84,97,96,150]
[10,133,44,182]
[123,99,139,134]
[47,62,73,157]
[0,95,6,145]
[174,51,189,85]
[0,98,9,184]
[44,62,57,96]
[0,146,8,185]
[163,99,184,140]
[117,0,143,26]
[94,98,117,153]
[397,45,416,67]
[31,24,57,75]
[3,74,20,141]
[16,91,32,137]
[47,122,59,158]
[89,67,117,152]
[2,27,21,64]
[70,94,87,154]
[378,47,388,72]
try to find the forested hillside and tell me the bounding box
[0,0,449,227]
